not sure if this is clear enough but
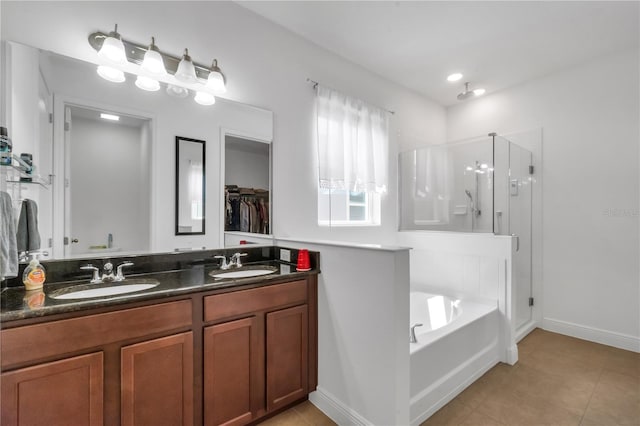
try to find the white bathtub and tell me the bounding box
[409,291,501,425]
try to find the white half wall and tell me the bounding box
[447,49,640,351]
[276,239,411,426]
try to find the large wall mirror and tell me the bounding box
[2,40,274,260]
[176,136,205,235]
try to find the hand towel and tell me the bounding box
[0,191,18,279]
[16,199,41,253]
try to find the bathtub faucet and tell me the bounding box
[410,323,423,343]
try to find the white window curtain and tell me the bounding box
[316,85,389,193]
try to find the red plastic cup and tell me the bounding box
[296,249,311,271]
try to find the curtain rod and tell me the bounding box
[306,78,395,115]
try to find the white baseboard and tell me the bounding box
[515,320,538,343]
[543,317,640,353]
[504,344,519,365]
[309,387,372,426]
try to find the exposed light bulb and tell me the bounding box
[175,48,198,84]
[194,91,216,106]
[98,24,127,65]
[205,59,226,93]
[140,37,167,76]
[166,84,189,98]
[473,88,486,96]
[447,73,463,82]
[97,65,125,83]
[135,75,160,92]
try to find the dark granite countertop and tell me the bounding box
[1,260,318,323]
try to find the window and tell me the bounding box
[315,86,388,226]
[318,189,381,226]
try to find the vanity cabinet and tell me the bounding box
[202,279,315,426]
[0,300,193,426]
[1,275,318,425]
[266,304,309,412]
[204,317,260,426]
[1,352,104,426]
[121,332,194,426]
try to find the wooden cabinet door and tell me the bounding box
[266,304,308,412]
[121,332,193,426]
[1,352,104,426]
[204,316,260,426]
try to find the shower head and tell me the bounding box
[457,82,485,101]
[465,189,473,201]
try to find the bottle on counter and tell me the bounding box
[23,258,46,290]
[0,126,12,166]
[19,153,33,182]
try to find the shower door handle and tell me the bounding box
[511,234,520,252]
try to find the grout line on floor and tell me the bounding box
[577,366,605,426]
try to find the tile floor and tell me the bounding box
[260,329,639,426]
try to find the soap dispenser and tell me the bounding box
[23,258,46,290]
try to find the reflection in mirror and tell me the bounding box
[3,40,274,259]
[176,137,205,235]
[66,105,152,256]
[224,135,271,236]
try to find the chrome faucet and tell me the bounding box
[214,253,248,270]
[101,262,116,282]
[230,252,247,268]
[410,323,423,343]
[214,255,231,270]
[80,264,101,284]
[80,261,135,284]
[115,262,134,281]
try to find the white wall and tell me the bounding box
[447,49,640,351]
[275,239,411,426]
[0,0,447,248]
[69,115,149,254]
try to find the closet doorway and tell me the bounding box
[221,131,272,247]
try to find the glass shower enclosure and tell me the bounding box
[399,133,535,330]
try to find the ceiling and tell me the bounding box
[238,1,639,106]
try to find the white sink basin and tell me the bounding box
[51,280,159,300]
[209,267,277,280]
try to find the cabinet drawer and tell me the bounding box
[204,280,307,323]
[1,300,192,370]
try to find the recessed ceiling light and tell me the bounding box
[447,73,463,82]
[100,113,120,121]
[473,88,486,96]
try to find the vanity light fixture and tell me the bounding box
[205,59,226,93]
[447,73,463,82]
[140,37,167,77]
[135,75,161,92]
[194,91,216,106]
[97,65,126,83]
[97,24,127,65]
[166,84,189,98]
[88,25,227,106]
[175,49,198,84]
